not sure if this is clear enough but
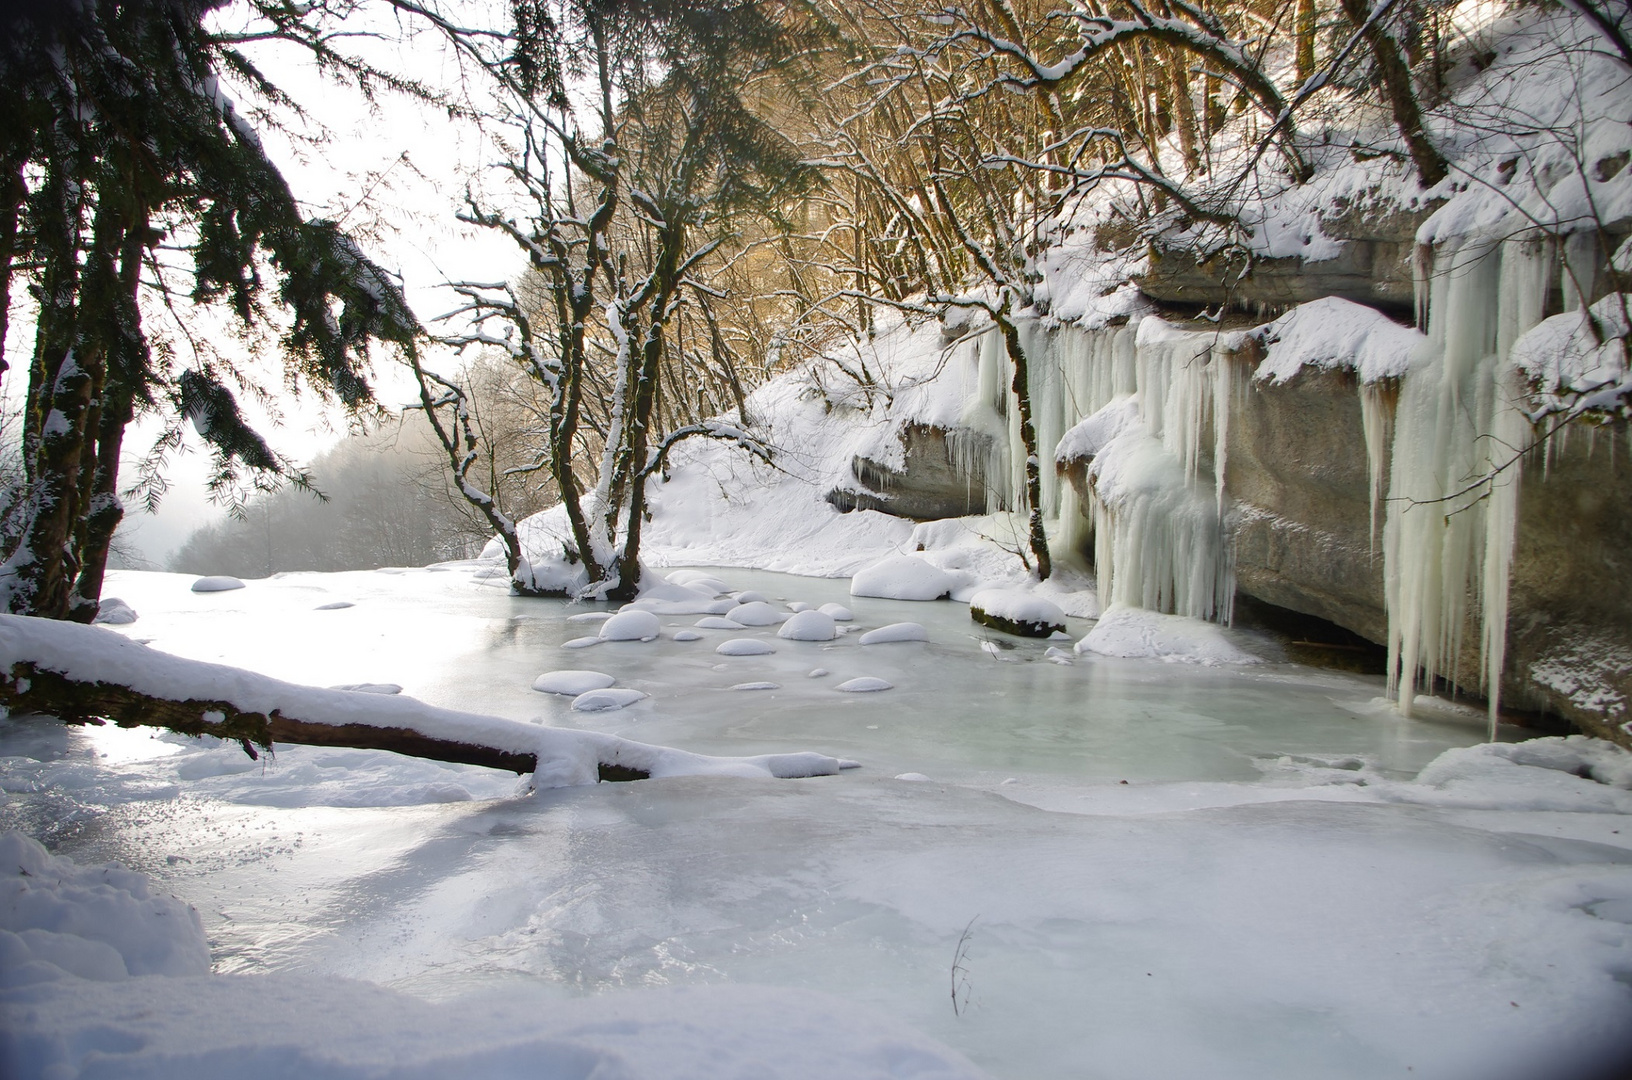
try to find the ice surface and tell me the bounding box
[859,622,930,645]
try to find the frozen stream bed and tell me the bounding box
[3,564,1632,1079]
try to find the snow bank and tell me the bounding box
[1076,604,1261,665]
[0,833,209,983]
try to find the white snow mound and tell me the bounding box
[778,609,838,641]
[726,601,786,626]
[850,556,958,601]
[1076,605,1261,666]
[600,610,661,641]
[717,638,776,656]
[859,622,929,645]
[571,688,647,712]
[837,677,893,693]
[532,670,617,696]
[190,576,244,593]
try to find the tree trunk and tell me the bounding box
[1339,0,1449,188]
[995,311,1052,581]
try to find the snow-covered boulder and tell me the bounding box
[850,555,958,601]
[968,589,1067,638]
[571,688,647,712]
[858,622,929,645]
[726,601,785,626]
[599,610,661,642]
[778,610,837,642]
[190,576,244,593]
[819,603,854,622]
[533,670,617,696]
[717,638,776,656]
[836,677,893,692]
[92,598,138,625]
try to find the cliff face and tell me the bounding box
[837,310,1631,747]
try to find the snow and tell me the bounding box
[599,610,661,641]
[1076,604,1263,666]
[91,598,137,625]
[672,630,703,642]
[571,688,647,712]
[717,638,776,656]
[695,617,746,630]
[2,566,1631,1080]
[859,622,930,645]
[531,670,616,696]
[819,603,854,621]
[1252,298,1424,385]
[851,556,960,601]
[729,682,781,692]
[724,601,786,626]
[0,833,210,981]
[837,677,894,693]
[968,589,1067,630]
[189,575,244,593]
[777,609,838,641]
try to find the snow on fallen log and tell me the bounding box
[0,615,852,787]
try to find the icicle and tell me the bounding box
[1358,380,1394,553]
[1382,235,1551,731]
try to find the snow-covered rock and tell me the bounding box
[858,622,929,645]
[599,610,661,642]
[571,688,647,712]
[726,601,785,626]
[778,609,838,642]
[717,638,776,657]
[819,603,854,622]
[92,598,138,625]
[532,670,617,696]
[968,589,1067,638]
[836,677,893,692]
[850,555,959,601]
[190,576,245,593]
[1076,605,1261,666]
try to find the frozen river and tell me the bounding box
[4,563,1632,1080]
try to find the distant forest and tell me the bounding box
[168,362,552,576]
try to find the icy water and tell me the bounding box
[4,565,1630,1080]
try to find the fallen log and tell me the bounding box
[0,615,853,786]
[1,661,544,775]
